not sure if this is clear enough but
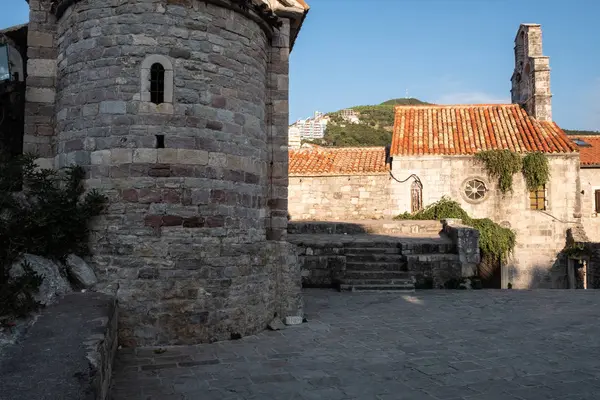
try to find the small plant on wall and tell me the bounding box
[475,150,550,194]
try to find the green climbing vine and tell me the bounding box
[474,150,550,194]
[395,197,516,261]
[522,152,550,191]
[474,150,522,194]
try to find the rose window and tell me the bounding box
[464,179,487,201]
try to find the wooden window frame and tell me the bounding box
[594,189,600,214]
[529,184,547,211]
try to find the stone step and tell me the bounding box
[345,261,407,272]
[342,278,414,286]
[343,247,401,255]
[344,270,411,280]
[340,283,415,293]
[400,242,455,255]
[344,254,405,263]
[343,241,402,249]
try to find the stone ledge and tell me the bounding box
[0,292,118,400]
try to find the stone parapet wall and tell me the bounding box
[288,220,443,236]
[442,219,480,277]
[289,174,392,220]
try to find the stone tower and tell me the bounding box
[511,23,552,121]
[23,0,309,346]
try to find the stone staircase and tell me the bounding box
[340,241,413,292]
[289,220,470,292]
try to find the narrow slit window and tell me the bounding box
[156,135,165,149]
[150,63,165,105]
[594,190,600,214]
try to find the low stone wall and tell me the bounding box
[441,219,481,277]
[288,220,443,236]
[289,174,392,220]
[0,292,118,400]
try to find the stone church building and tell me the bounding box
[290,24,588,289]
[1,0,310,346]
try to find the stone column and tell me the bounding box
[24,0,57,168]
[266,19,291,242]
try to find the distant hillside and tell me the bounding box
[305,98,431,147]
[564,129,600,136]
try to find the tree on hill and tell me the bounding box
[380,98,431,106]
[564,129,600,136]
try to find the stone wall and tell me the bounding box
[390,154,580,289]
[24,0,57,169]
[579,167,600,242]
[41,0,301,346]
[289,174,392,220]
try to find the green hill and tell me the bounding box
[305,98,431,147]
[564,129,600,136]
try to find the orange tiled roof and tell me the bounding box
[289,147,388,176]
[570,136,600,166]
[390,104,577,156]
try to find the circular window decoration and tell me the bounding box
[464,179,487,201]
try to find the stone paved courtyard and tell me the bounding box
[111,289,600,399]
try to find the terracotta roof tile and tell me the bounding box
[570,136,600,166]
[390,104,577,156]
[289,147,388,176]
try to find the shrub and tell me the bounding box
[396,196,516,262]
[0,153,107,317]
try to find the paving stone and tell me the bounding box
[111,290,600,399]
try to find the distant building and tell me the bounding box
[339,109,360,124]
[289,111,328,143]
[288,126,301,148]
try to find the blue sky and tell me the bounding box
[290,0,600,130]
[2,0,598,130]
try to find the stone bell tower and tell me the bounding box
[510,23,552,122]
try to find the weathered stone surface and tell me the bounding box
[10,254,71,306]
[65,254,98,289]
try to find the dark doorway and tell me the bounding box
[478,254,502,288]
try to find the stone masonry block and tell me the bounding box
[27,59,57,78]
[100,101,126,115]
[178,149,208,165]
[111,149,133,164]
[157,149,178,164]
[26,87,55,103]
[28,31,54,48]
[133,149,157,163]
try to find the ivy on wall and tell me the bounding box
[475,150,550,194]
[522,152,550,191]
